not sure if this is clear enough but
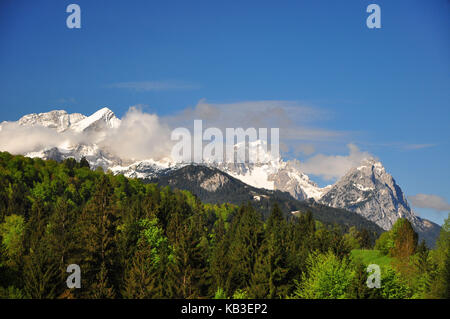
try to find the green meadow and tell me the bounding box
[351,249,392,267]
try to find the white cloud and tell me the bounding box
[403,144,436,150]
[108,81,201,91]
[298,144,374,180]
[408,194,450,212]
[0,100,356,169]
[101,106,173,161]
[0,106,173,163]
[0,122,67,154]
[163,99,344,144]
[294,144,316,156]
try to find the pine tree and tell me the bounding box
[90,262,115,298]
[357,228,372,249]
[415,240,429,273]
[46,197,78,297]
[23,246,59,299]
[79,157,90,169]
[122,240,155,298]
[249,204,289,298]
[79,175,118,298]
[210,218,231,295]
[248,243,270,298]
[23,199,59,299]
[285,214,312,294]
[225,204,263,296]
[347,261,380,299]
[167,212,210,298]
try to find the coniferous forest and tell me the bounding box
[0,152,448,299]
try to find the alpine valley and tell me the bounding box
[0,107,441,245]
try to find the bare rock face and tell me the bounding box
[319,158,440,245]
[2,107,442,246]
[320,159,409,230]
[269,168,308,201]
[268,160,326,201]
[200,172,230,192]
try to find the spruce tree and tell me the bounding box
[23,199,59,298]
[167,212,210,298]
[248,243,270,298]
[122,240,156,298]
[210,218,231,295]
[80,175,118,298]
[249,204,289,298]
[46,197,79,297]
[225,203,263,296]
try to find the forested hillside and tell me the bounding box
[0,152,448,299]
[150,164,384,241]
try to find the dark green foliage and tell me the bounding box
[347,262,380,299]
[77,175,119,298]
[0,152,446,299]
[150,165,384,238]
[122,239,157,298]
[210,218,230,295]
[375,218,418,258]
[225,204,264,296]
[391,218,418,259]
[249,204,289,298]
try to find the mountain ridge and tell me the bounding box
[0,107,441,246]
[149,164,385,242]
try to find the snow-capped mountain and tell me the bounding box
[109,159,185,179]
[4,108,326,200]
[14,107,121,133]
[17,110,86,133]
[1,108,124,168]
[70,107,121,133]
[0,107,441,244]
[212,158,327,200]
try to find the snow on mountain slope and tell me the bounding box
[14,108,123,169]
[109,158,185,179]
[17,110,86,132]
[318,158,441,245]
[271,160,330,200]
[26,144,121,169]
[0,107,349,202]
[318,159,440,235]
[209,140,328,199]
[70,107,121,133]
[0,107,442,245]
[214,162,277,191]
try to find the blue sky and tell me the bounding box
[0,0,449,224]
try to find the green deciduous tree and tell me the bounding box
[292,251,355,299]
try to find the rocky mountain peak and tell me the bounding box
[17,109,86,132]
[320,158,414,230]
[1,107,441,246]
[70,107,121,133]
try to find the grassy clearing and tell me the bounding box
[350,249,392,267]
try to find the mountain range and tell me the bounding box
[0,107,441,245]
